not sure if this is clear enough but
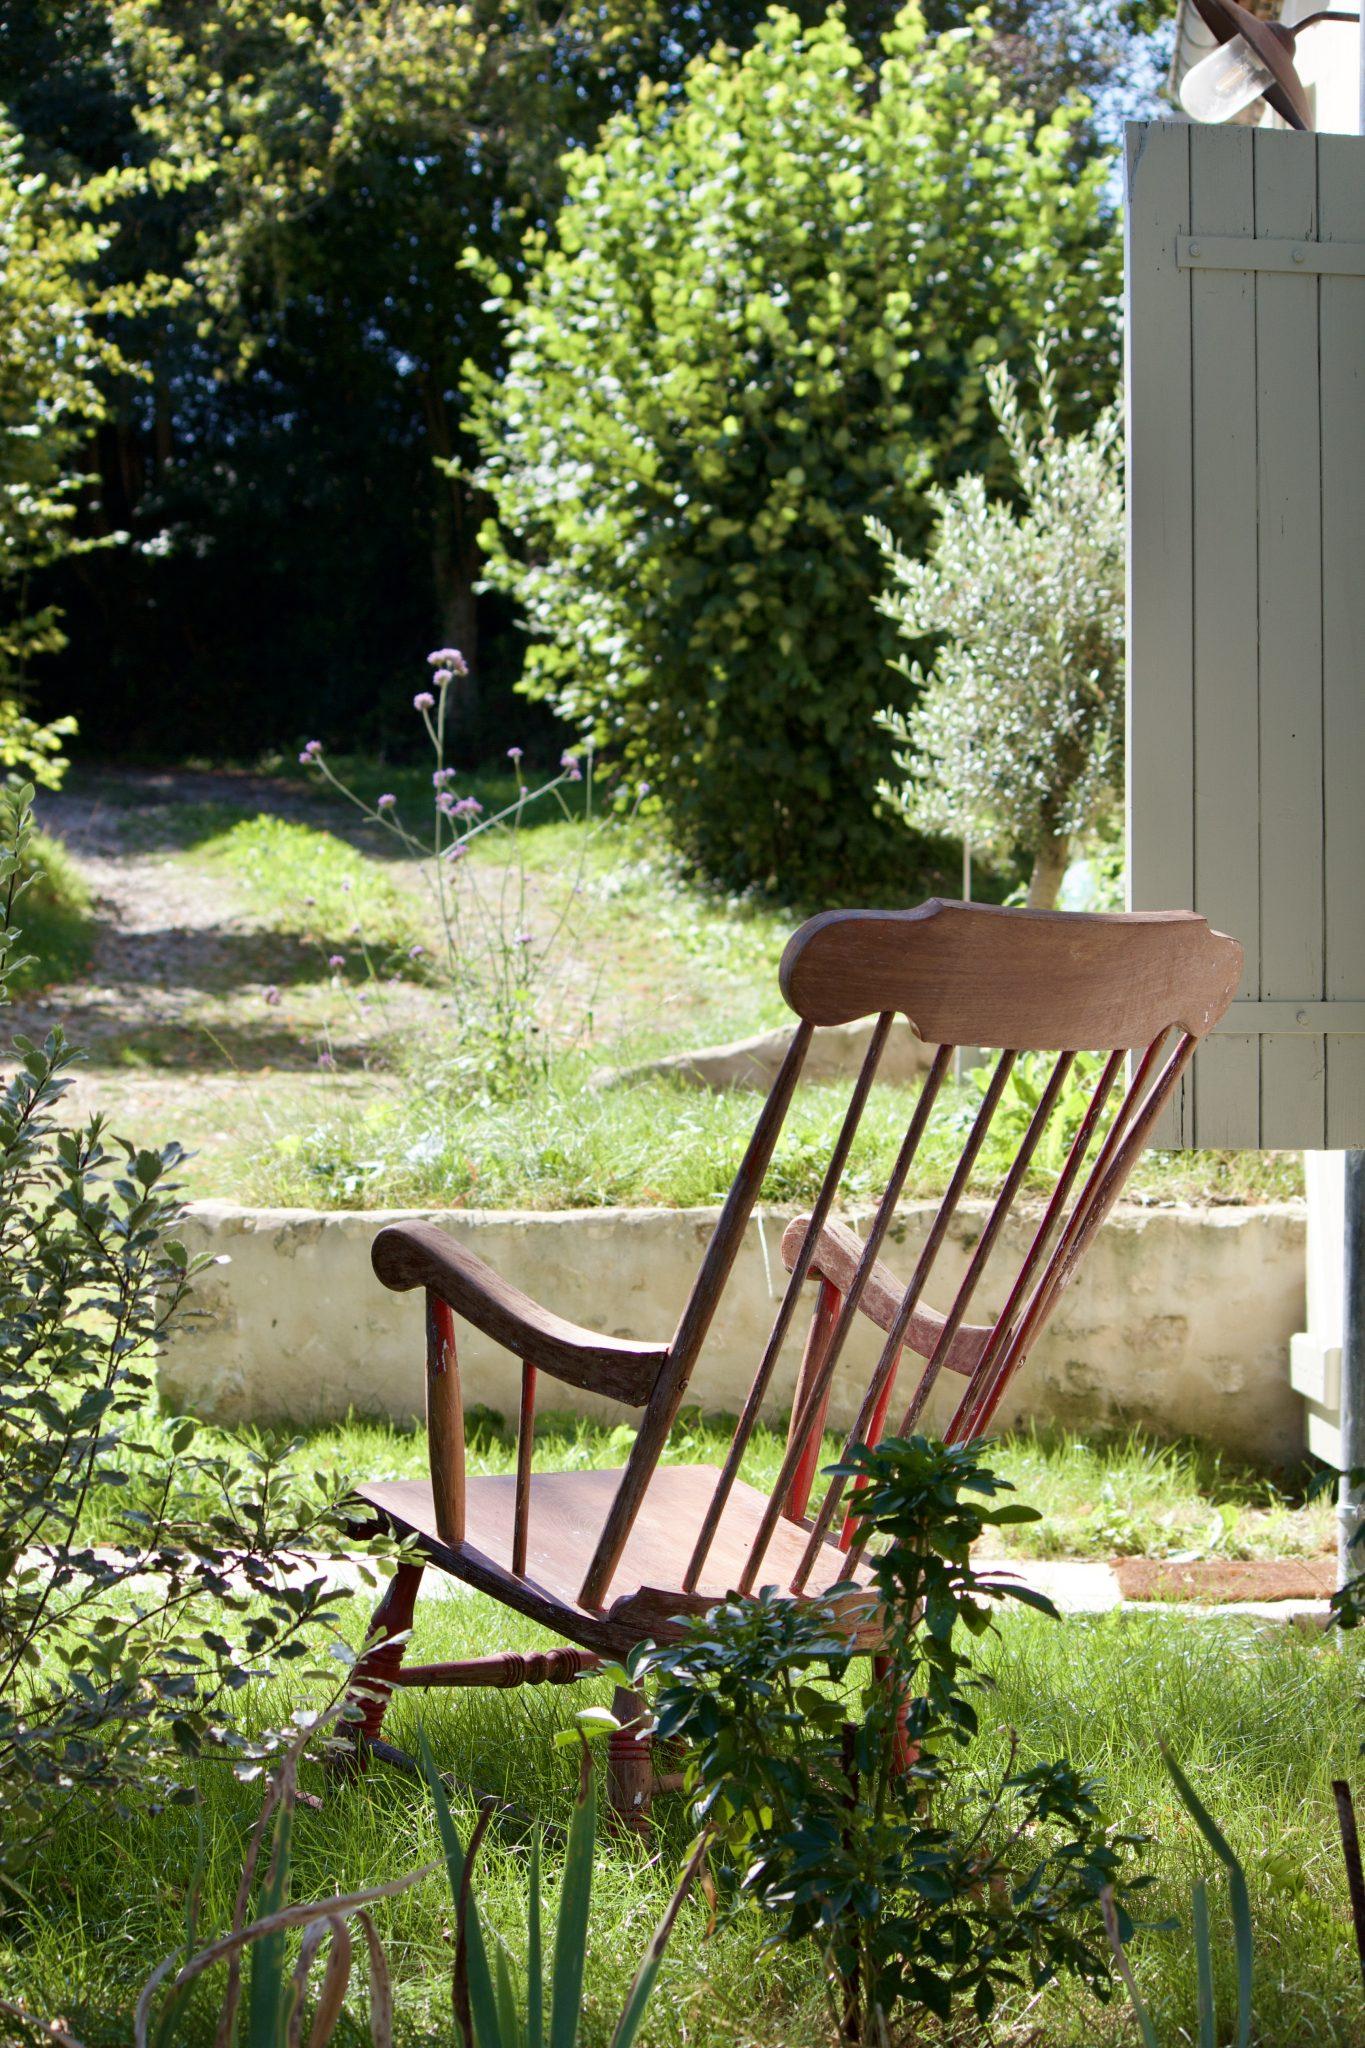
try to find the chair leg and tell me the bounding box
[606,1684,653,1835]
[873,1653,917,1777]
[344,1559,424,1766]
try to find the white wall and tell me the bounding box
[162,1199,1308,1464]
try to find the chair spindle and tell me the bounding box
[737,1042,954,1596]
[425,1291,465,1547]
[965,1032,1197,1438]
[682,1013,893,1591]
[946,1046,1128,1443]
[789,1048,1019,1592]
[782,1276,843,1524]
[513,1360,537,1578]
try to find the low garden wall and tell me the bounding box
[163,1199,1309,1462]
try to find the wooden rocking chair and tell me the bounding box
[347,900,1241,1824]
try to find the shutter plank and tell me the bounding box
[1255,131,1325,1148]
[1319,136,1365,1148]
[1126,122,1195,1145]
[1189,124,1260,1148]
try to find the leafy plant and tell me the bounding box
[0,784,380,1878]
[1101,1747,1253,2048]
[32,1712,704,2048]
[300,651,612,1086]
[422,1730,707,2048]
[471,2,1119,899]
[956,1048,1107,1184]
[639,1435,1148,2039]
[874,348,1125,908]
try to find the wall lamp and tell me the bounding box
[1180,0,1359,129]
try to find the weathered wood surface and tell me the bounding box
[779,902,1241,1049]
[373,1219,668,1403]
[1127,119,1365,1146]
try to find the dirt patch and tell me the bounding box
[1111,1556,1336,1603]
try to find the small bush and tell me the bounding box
[10,825,93,991]
[472,3,1119,899]
[0,786,379,1880]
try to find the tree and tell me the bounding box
[470,4,1120,898]
[873,353,1124,909]
[0,111,120,781]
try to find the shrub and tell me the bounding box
[639,1435,1147,2038]
[873,351,1125,907]
[472,2,1119,899]
[0,785,375,1878]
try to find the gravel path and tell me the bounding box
[13,768,406,1170]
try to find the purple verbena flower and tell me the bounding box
[433,766,456,787]
[376,792,396,810]
[453,796,483,819]
[513,930,533,947]
[328,953,344,969]
[428,647,469,676]
[507,745,523,764]
[317,1051,336,1071]
[442,842,467,862]
[560,749,582,781]
[414,690,436,713]
[409,944,426,959]
[437,791,457,816]
[299,740,323,766]
[433,669,453,688]
[263,985,281,1006]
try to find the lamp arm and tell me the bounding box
[1293,7,1359,25]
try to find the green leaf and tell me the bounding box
[417,1728,501,2048]
[527,1828,544,2048]
[1162,1747,1253,2048]
[1193,1877,1215,2048]
[549,1758,597,2048]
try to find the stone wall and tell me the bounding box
[162,1199,1308,1462]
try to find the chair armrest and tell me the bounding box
[371,1220,669,1405]
[779,1214,988,1380]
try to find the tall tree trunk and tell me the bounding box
[420,367,480,712]
[1026,829,1070,909]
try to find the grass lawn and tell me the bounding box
[4,1582,1361,2045]
[19,765,1305,1214]
[1,1412,1351,2044]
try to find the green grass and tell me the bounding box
[12,827,95,992]
[198,813,430,976]
[3,1595,1361,2044]
[69,1411,1333,1573]
[3,1416,1356,2044]
[244,1051,1306,1213]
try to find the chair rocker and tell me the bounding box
[346,899,1241,1826]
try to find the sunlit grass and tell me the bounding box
[4,1594,1361,2045]
[242,1050,1305,1214]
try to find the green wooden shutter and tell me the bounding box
[1126,119,1365,1147]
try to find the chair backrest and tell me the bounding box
[575,900,1241,1609]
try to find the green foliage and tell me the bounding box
[0,785,380,1880]
[874,349,1125,907]
[640,1435,1148,2038]
[204,813,428,974]
[472,2,1120,897]
[1103,1748,1254,2048]
[8,823,94,992]
[423,1730,701,2048]
[0,113,113,780]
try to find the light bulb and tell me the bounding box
[1179,34,1278,120]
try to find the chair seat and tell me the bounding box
[355,1463,875,1650]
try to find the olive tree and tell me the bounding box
[471,3,1119,899]
[873,354,1124,908]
